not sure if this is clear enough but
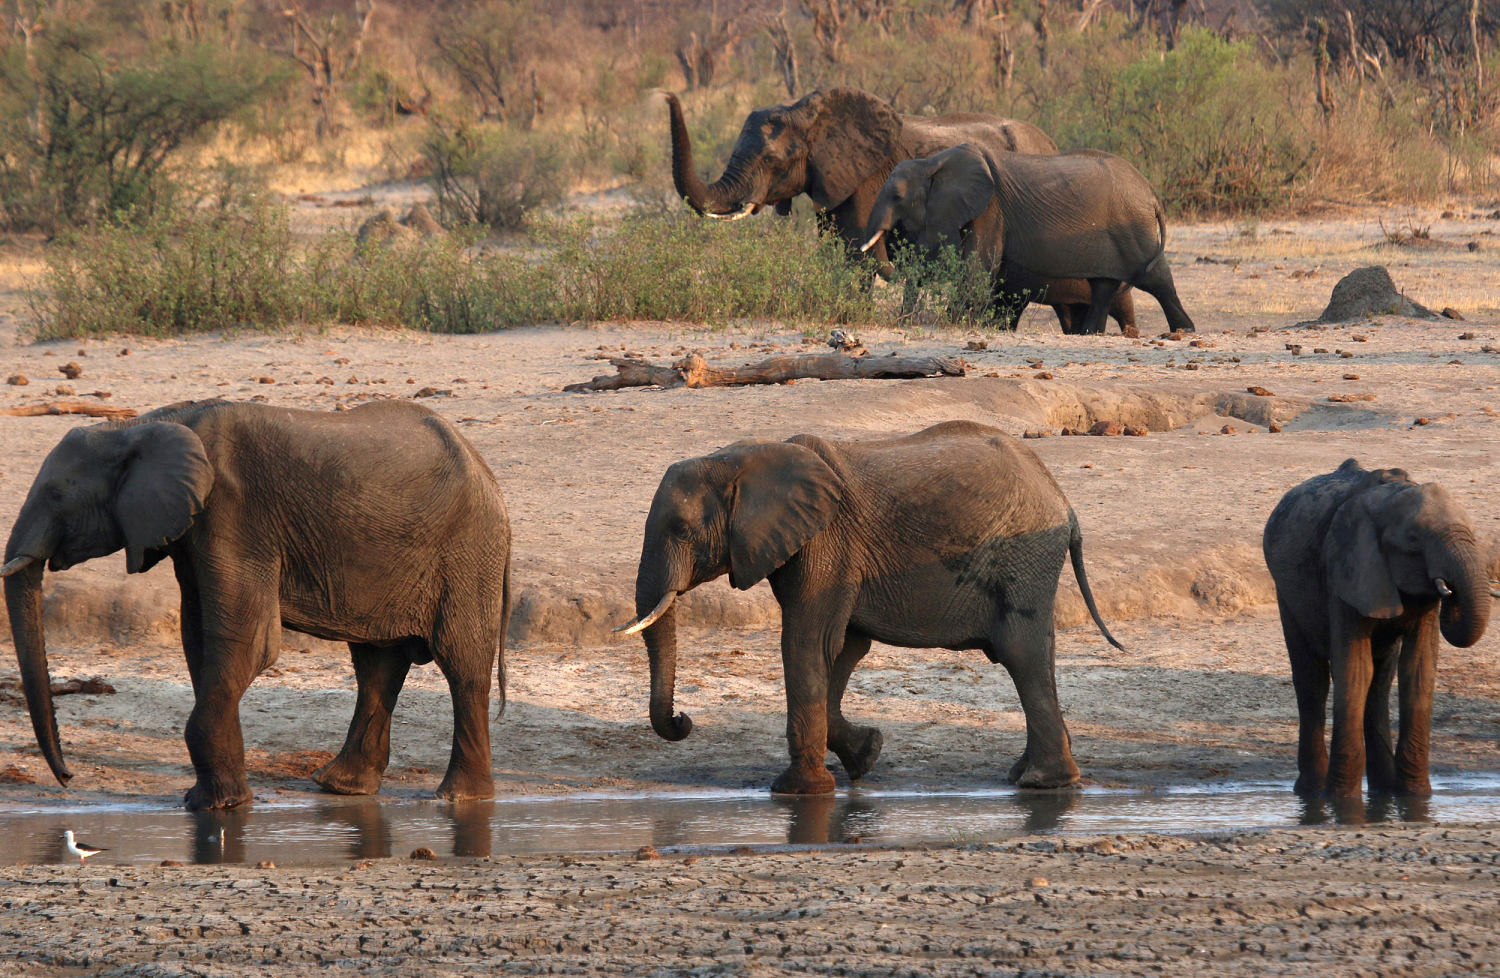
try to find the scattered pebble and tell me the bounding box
[6,374,27,386]
[1343,374,1360,380]
[59,362,83,379]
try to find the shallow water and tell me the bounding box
[6,776,1500,865]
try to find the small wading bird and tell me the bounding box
[63,830,106,865]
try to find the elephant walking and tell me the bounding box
[3,399,511,809]
[618,421,1123,795]
[862,144,1195,335]
[666,88,1134,334]
[1264,459,1493,799]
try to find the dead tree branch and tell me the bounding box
[565,352,967,392]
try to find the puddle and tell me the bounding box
[6,777,1500,865]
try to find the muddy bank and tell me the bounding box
[4,824,1500,976]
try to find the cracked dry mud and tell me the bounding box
[2,203,1500,975]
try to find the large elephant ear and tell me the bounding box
[802,88,903,210]
[115,422,215,574]
[1325,492,1402,619]
[727,442,842,590]
[923,144,998,248]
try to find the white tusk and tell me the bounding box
[1435,578,1454,597]
[0,555,35,577]
[1491,588,1500,599]
[860,229,885,253]
[706,203,756,222]
[613,591,678,636]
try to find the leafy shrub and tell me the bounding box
[421,122,574,230]
[885,240,1000,331]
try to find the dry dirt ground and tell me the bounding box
[2,199,1500,975]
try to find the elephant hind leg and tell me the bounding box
[988,611,1079,789]
[314,641,415,796]
[1363,633,1402,794]
[432,621,500,802]
[826,632,882,781]
[1136,260,1195,333]
[1078,279,1119,336]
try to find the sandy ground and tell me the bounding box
[1,198,1500,973]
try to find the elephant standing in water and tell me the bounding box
[666,88,1135,333]
[862,144,1196,335]
[1264,459,1494,799]
[618,421,1123,795]
[4,399,511,809]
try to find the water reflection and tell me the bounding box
[189,808,251,864]
[1298,793,1432,826]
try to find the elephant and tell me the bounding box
[860,144,1196,336]
[3,399,511,810]
[616,420,1123,795]
[665,88,1134,334]
[1263,459,1495,799]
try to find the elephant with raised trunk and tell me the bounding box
[666,88,1134,333]
[4,399,511,810]
[861,144,1195,336]
[1264,459,1496,799]
[618,421,1123,795]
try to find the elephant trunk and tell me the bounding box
[666,92,758,218]
[861,198,897,253]
[3,543,71,786]
[643,600,692,741]
[1433,533,1490,648]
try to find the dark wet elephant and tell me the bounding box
[666,87,1134,333]
[618,421,1123,796]
[862,144,1195,336]
[3,399,511,809]
[1264,459,1494,799]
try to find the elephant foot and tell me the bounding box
[183,775,252,811]
[434,766,496,802]
[770,763,836,796]
[1007,752,1081,789]
[832,726,884,782]
[312,756,383,796]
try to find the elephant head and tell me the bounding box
[3,420,214,785]
[616,441,841,742]
[1325,476,1491,647]
[861,144,997,257]
[667,88,902,219]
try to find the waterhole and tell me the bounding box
[6,776,1500,865]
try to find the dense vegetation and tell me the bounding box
[5,0,1498,335]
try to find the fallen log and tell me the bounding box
[0,401,137,419]
[565,352,966,392]
[0,676,115,706]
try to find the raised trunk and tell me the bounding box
[666,92,754,217]
[4,561,71,785]
[643,602,692,741]
[1435,538,1490,648]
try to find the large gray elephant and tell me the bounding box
[666,88,1134,333]
[3,399,511,810]
[1264,459,1494,799]
[617,421,1123,795]
[861,144,1195,335]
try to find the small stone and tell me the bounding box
[1460,331,1477,340]
[1414,417,1431,425]
[965,340,988,351]
[1088,420,1123,436]
[1343,373,1360,380]
[257,376,275,384]
[409,847,437,860]
[1220,425,1237,434]
[1314,348,1330,354]
[1182,363,1199,370]
[1351,334,1368,342]
[1286,344,1302,355]
[256,861,275,869]
[1028,877,1049,888]
[1188,339,1214,348]
[54,384,74,396]
[635,846,661,861]
[1467,242,1481,252]
[414,387,450,399]
[334,357,351,365]
[316,376,334,385]
[346,376,359,384]
[1268,422,1283,433]
[1123,424,1148,436]
[118,348,130,356]
[1246,386,1275,396]
[59,362,83,379]
[1160,331,1186,341]
[6,374,27,386]
[1034,371,1053,380]
[1022,429,1051,439]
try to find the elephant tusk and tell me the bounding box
[1435,578,1454,597]
[614,592,678,636]
[0,555,35,577]
[705,203,756,222]
[859,229,885,253]
[1491,588,1500,599]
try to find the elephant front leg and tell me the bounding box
[1326,615,1374,799]
[1393,614,1439,797]
[182,634,272,811]
[826,633,882,781]
[771,617,839,796]
[1362,635,1402,794]
[1282,605,1331,796]
[314,642,413,796]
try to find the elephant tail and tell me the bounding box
[1125,204,1168,287]
[1068,510,1125,652]
[496,554,512,717]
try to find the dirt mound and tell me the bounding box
[1311,265,1437,322]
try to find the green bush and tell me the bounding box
[421,123,573,230]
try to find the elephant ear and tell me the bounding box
[1325,492,1403,619]
[922,144,998,248]
[802,88,903,211]
[727,442,842,590]
[115,422,215,574]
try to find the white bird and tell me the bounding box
[63,830,106,865]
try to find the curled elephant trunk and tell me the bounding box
[1433,537,1491,648]
[642,598,693,742]
[4,555,71,785]
[666,92,760,218]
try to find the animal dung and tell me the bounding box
[6,374,27,386]
[1246,386,1275,396]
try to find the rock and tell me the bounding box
[965,339,988,351]
[1088,420,1123,436]
[257,376,275,384]
[1123,424,1148,436]
[1028,877,1049,888]
[1343,373,1360,380]
[1443,307,1466,320]
[6,374,27,386]
[1246,386,1275,396]
[1311,266,1437,322]
[1220,425,1237,434]
[409,847,437,860]
[54,384,74,396]
[59,361,83,379]
[1414,417,1431,426]
[256,861,275,869]
[635,846,661,861]
[1268,422,1283,433]
[1034,371,1053,380]
[414,387,452,398]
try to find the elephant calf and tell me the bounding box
[1264,459,1494,799]
[3,399,512,810]
[862,144,1195,336]
[618,420,1123,795]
